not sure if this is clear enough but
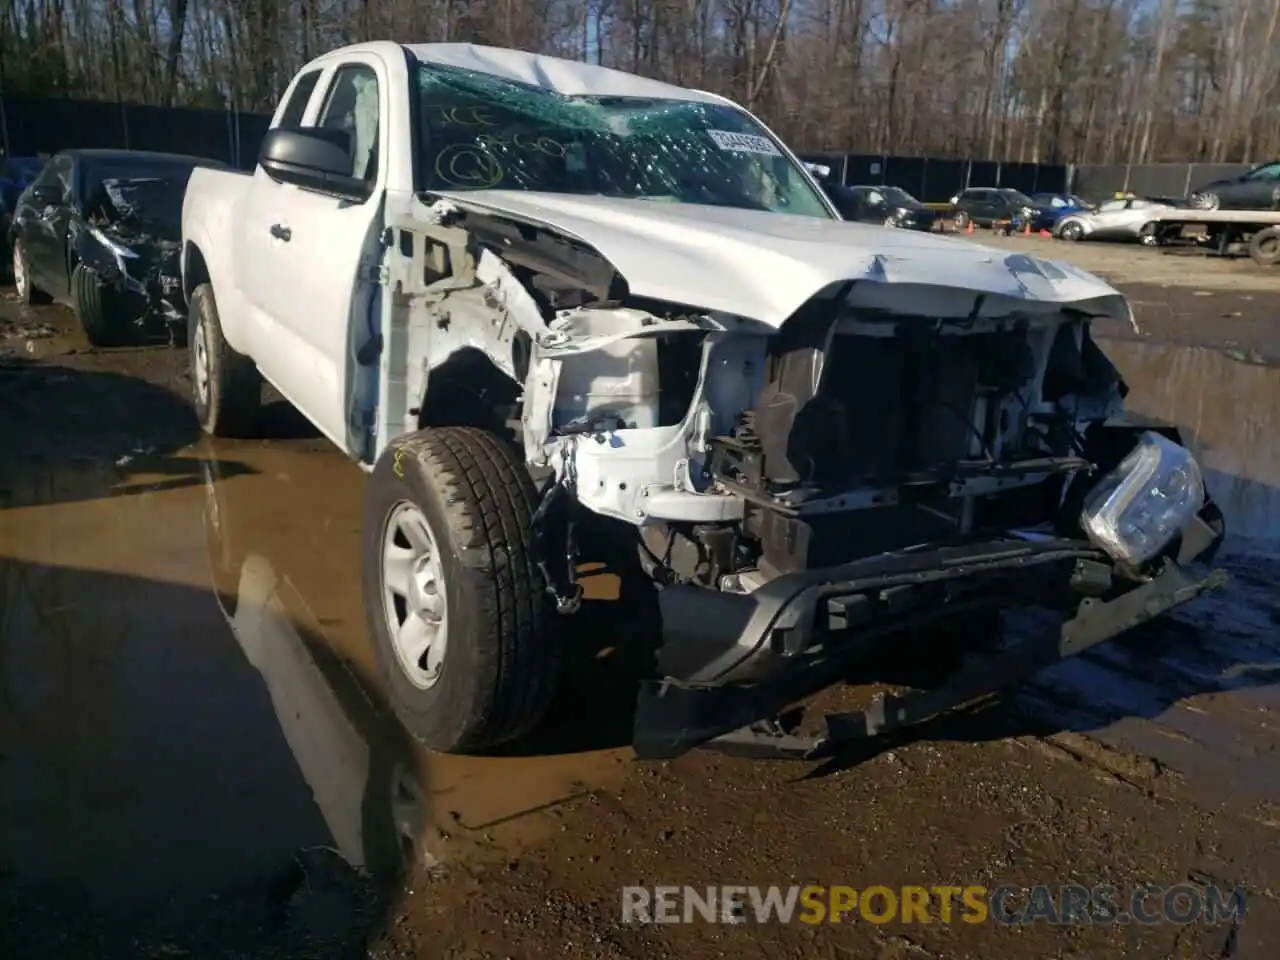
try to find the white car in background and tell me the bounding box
[1053,196,1178,244]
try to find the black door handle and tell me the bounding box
[270,223,292,241]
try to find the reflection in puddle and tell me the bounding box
[197,445,631,859]
[217,550,430,878]
[1101,337,1280,554]
[0,439,630,945]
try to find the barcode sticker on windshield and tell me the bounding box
[707,129,782,157]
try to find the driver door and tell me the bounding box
[1088,199,1130,237]
[262,57,388,458]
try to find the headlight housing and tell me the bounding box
[1081,431,1205,566]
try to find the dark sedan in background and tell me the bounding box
[949,187,1051,229]
[822,183,937,230]
[6,149,224,345]
[1189,160,1280,210]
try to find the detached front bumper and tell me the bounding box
[634,499,1227,760]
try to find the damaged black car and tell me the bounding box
[6,149,226,346]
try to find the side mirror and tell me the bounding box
[30,184,63,207]
[258,127,369,200]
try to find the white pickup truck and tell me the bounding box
[182,41,1226,761]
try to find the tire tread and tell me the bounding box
[371,426,556,751]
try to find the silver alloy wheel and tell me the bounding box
[193,312,211,407]
[381,501,448,690]
[1061,221,1084,241]
[12,245,27,299]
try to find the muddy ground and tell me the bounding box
[2,234,1279,959]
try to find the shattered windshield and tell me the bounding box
[414,63,832,218]
[83,161,202,238]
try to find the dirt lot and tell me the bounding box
[2,235,1279,959]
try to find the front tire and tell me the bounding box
[362,427,559,753]
[1060,220,1085,242]
[953,210,970,231]
[12,240,51,305]
[188,283,261,437]
[71,263,126,346]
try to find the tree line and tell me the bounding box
[1,0,1277,164]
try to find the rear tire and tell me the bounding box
[362,427,559,753]
[71,263,126,346]
[188,282,262,437]
[12,240,51,305]
[953,210,970,231]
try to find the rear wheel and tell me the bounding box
[12,241,51,305]
[1249,227,1280,267]
[362,427,560,753]
[953,210,970,231]
[188,283,262,437]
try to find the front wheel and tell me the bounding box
[1059,220,1085,242]
[953,210,970,231]
[11,240,51,305]
[71,263,127,346]
[188,283,262,437]
[362,427,560,753]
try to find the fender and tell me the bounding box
[182,230,253,357]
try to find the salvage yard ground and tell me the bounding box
[1,234,1278,959]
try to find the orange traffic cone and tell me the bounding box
[1039,229,1051,237]
[1022,221,1031,236]
[966,221,975,235]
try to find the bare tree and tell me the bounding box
[2,0,1279,162]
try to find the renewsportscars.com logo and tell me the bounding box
[621,884,1246,926]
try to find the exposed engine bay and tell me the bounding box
[372,191,1226,759]
[78,177,185,330]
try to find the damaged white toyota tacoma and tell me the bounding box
[181,42,1226,760]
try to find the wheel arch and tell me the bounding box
[416,345,524,438]
[183,240,212,305]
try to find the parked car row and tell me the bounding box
[804,157,1280,250]
[4,148,225,345]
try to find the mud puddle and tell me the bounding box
[0,297,83,363]
[1020,336,1280,812]
[0,441,631,954]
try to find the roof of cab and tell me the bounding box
[310,40,730,106]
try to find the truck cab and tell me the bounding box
[183,44,406,458]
